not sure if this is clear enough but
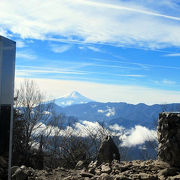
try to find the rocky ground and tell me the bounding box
[9,160,180,180]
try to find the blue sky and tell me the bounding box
[1,0,180,104]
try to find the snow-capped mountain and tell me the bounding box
[53,91,94,107]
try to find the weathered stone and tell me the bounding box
[158,168,177,177]
[168,174,180,180]
[63,176,73,180]
[75,160,84,170]
[98,173,113,180]
[101,164,111,174]
[95,168,101,175]
[138,173,157,180]
[114,174,131,180]
[158,112,180,167]
[83,177,91,180]
[97,136,120,166]
[80,172,94,178]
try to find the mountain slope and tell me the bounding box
[53,101,180,128]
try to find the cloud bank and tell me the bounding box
[34,121,157,147]
[15,77,180,105]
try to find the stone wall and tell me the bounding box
[158,112,180,167]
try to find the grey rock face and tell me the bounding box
[97,136,120,166]
[158,112,180,167]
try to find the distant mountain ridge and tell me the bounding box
[49,91,180,129]
[52,91,94,107]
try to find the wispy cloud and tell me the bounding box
[50,44,71,53]
[79,0,180,21]
[117,74,145,77]
[16,64,145,80]
[15,66,88,77]
[87,46,101,52]
[16,40,26,48]
[154,79,176,85]
[89,56,180,71]
[165,53,180,57]
[162,79,176,85]
[16,51,36,60]
[1,0,180,48]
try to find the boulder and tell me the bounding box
[97,136,120,166]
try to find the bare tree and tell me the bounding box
[12,80,52,167]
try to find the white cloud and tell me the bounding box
[97,109,105,113]
[165,53,180,57]
[153,79,176,85]
[16,40,26,48]
[15,77,180,105]
[16,51,36,60]
[121,125,157,147]
[15,66,88,79]
[109,124,125,132]
[97,107,115,117]
[117,74,145,77]
[162,79,176,85]
[0,28,8,37]
[87,46,101,52]
[50,44,71,53]
[1,0,180,48]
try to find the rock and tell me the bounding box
[97,136,120,166]
[168,174,180,180]
[11,165,36,180]
[80,172,94,178]
[114,174,131,180]
[88,161,97,174]
[158,112,180,167]
[0,156,7,168]
[95,168,101,175]
[11,166,19,175]
[88,161,97,169]
[12,166,28,180]
[101,164,111,174]
[63,176,73,180]
[158,168,177,177]
[98,173,113,180]
[8,159,180,180]
[138,173,157,180]
[75,160,84,170]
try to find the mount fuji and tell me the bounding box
[53,91,94,107]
